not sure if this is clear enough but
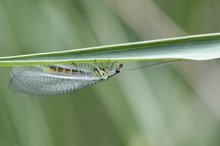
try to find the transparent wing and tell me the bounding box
[10,65,101,97]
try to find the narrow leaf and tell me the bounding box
[0,33,220,66]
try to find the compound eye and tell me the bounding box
[116,64,123,73]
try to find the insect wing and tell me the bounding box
[10,65,101,97]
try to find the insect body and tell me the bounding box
[10,63,123,96]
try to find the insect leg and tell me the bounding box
[110,61,118,70]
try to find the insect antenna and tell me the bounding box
[125,60,183,71]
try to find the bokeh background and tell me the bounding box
[1,0,220,146]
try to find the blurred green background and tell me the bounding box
[1,0,220,146]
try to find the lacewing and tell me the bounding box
[9,60,177,97]
[10,63,123,96]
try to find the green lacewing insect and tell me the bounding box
[10,62,123,96]
[10,60,177,97]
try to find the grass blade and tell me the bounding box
[0,33,220,66]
